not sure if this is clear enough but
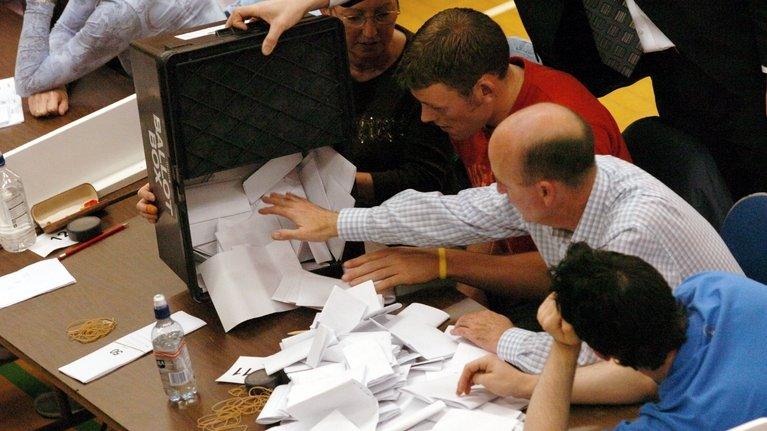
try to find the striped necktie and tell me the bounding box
[581,0,643,77]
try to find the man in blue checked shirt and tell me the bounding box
[260,102,743,404]
[460,243,767,431]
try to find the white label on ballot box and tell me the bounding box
[59,311,206,384]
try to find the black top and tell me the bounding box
[340,26,460,207]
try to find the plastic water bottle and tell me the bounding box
[151,294,198,404]
[0,153,36,252]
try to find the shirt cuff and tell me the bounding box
[496,327,533,363]
[337,207,371,242]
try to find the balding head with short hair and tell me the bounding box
[489,103,595,188]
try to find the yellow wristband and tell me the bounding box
[438,247,447,280]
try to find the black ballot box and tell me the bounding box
[130,16,355,302]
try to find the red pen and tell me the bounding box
[58,223,128,260]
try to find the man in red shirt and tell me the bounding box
[342,8,631,327]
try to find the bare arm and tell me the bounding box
[526,342,580,431]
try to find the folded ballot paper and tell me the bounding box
[214,290,527,430]
[187,147,358,331]
[59,311,206,383]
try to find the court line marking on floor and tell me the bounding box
[484,0,517,17]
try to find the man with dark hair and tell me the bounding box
[259,103,743,381]
[459,243,767,430]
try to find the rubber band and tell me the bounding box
[66,318,117,343]
[197,385,272,431]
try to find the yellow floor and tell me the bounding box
[398,0,658,130]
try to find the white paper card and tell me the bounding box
[257,384,291,424]
[315,286,367,336]
[28,229,78,257]
[0,258,76,308]
[284,378,379,431]
[243,152,303,203]
[398,303,450,328]
[216,356,266,384]
[384,316,457,360]
[185,179,251,224]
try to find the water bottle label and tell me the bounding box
[154,340,193,387]
[2,191,29,228]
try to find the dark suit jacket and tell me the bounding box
[515,0,767,101]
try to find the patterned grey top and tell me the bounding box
[15,0,224,97]
[337,155,743,373]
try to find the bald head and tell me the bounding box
[489,103,595,187]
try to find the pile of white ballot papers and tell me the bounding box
[186,147,357,331]
[216,284,528,431]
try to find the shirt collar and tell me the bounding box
[569,164,609,244]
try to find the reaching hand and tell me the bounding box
[27,87,68,117]
[456,354,535,399]
[136,183,158,224]
[451,310,513,353]
[259,192,339,242]
[342,247,440,291]
[537,293,581,347]
[226,0,327,55]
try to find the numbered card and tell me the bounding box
[29,229,78,257]
[216,356,266,384]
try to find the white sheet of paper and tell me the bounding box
[289,363,349,385]
[378,400,446,431]
[257,384,291,424]
[477,398,527,418]
[28,229,78,257]
[191,211,250,247]
[199,246,295,332]
[0,258,76,308]
[298,155,333,263]
[398,303,450,328]
[315,286,367,336]
[383,316,457,361]
[306,324,334,368]
[431,408,520,431]
[311,147,356,194]
[0,77,24,128]
[342,339,394,387]
[296,273,350,308]
[401,372,496,409]
[216,356,266,384]
[264,337,314,375]
[346,280,382,317]
[58,341,145,383]
[185,179,251,224]
[214,211,279,251]
[243,152,303,203]
[443,325,463,343]
[445,342,491,372]
[310,410,360,431]
[284,378,379,431]
[268,240,305,304]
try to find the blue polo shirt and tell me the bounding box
[615,272,767,430]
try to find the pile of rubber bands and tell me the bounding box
[66,317,117,343]
[197,385,272,431]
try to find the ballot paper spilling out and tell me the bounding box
[219,295,526,430]
[431,408,523,431]
[188,147,355,264]
[59,311,206,383]
[0,77,24,129]
[0,258,76,308]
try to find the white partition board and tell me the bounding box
[5,94,146,205]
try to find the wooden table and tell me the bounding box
[0,6,134,153]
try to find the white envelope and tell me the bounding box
[257,384,291,424]
[397,303,450,328]
[284,378,379,431]
[382,316,458,361]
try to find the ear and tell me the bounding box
[475,75,497,101]
[537,180,557,206]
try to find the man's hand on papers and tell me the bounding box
[456,354,535,399]
[226,0,329,55]
[259,192,339,241]
[538,293,581,348]
[136,183,158,224]
[27,87,68,117]
[342,247,439,291]
[451,310,513,354]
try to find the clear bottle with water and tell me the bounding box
[0,153,36,252]
[151,294,198,404]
